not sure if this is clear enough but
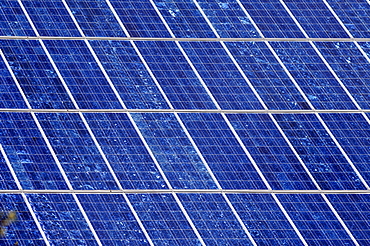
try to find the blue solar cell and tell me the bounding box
[227,114,317,190]
[181,41,263,110]
[44,40,123,109]
[27,194,99,245]
[271,42,356,110]
[36,113,119,190]
[315,42,370,109]
[228,194,304,245]
[0,40,75,109]
[66,0,126,37]
[0,112,68,190]
[78,194,148,245]
[109,0,171,38]
[328,194,370,243]
[327,0,370,38]
[274,113,366,190]
[180,113,266,189]
[0,56,28,109]
[90,40,170,109]
[128,193,202,245]
[196,0,260,38]
[178,194,252,245]
[0,194,45,245]
[284,0,349,38]
[321,113,370,186]
[0,152,18,190]
[278,194,355,245]
[132,113,217,189]
[239,0,305,38]
[226,41,310,110]
[22,0,81,37]
[0,0,35,36]
[135,41,217,109]
[153,0,216,38]
[83,113,168,189]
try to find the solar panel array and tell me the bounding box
[0,0,370,245]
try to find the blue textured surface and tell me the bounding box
[78,194,148,245]
[136,41,217,109]
[228,194,304,245]
[181,41,263,110]
[274,113,366,190]
[0,113,68,190]
[327,0,370,38]
[226,41,310,110]
[0,40,75,109]
[180,113,266,189]
[278,194,356,245]
[0,0,35,36]
[67,0,126,37]
[132,113,216,189]
[128,194,202,246]
[90,40,170,109]
[227,113,317,190]
[153,0,216,38]
[109,0,171,38]
[239,0,305,38]
[284,0,349,38]
[22,0,81,37]
[84,113,168,190]
[197,0,260,38]
[0,194,45,245]
[27,194,99,245]
[271,41,357,110]
[178,193,252,246]
[36,113,118,190]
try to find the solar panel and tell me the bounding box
[1,0,370,245]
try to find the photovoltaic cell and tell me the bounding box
[196,0,260,38]
[328,194,370,244]
[36,113,118,190]
[78,194,148,245]
[271,41,357,110]
[321,113,370,185]
[239,0,305,38]
[0,151,17,190]
[178,193,252,245]
[228,194,304,245]
[0,40,75,109]
[21,0,81,37]
[226,41,310,110]
[0,112,68,190]
[327,0,370,38]
[181,41,263,110]
[135,41,217,109]
[283,0,349,38]
[153,0,217,38]
[0,57,27,109]
[0,0,35,36]
[109,0,171,38]
[180,113,266,189]
[315,42,370,109]
[227,113,317,190]
[131,113,217,189]
[83,113,168,190]
[128,193,201,246]
[44,40,123,109]
[274,113,366,190]
[90,40,170,109]
[66,0,126,37]
[278,194,355,245]
[0,194,45,245]
[27,194,98,245]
